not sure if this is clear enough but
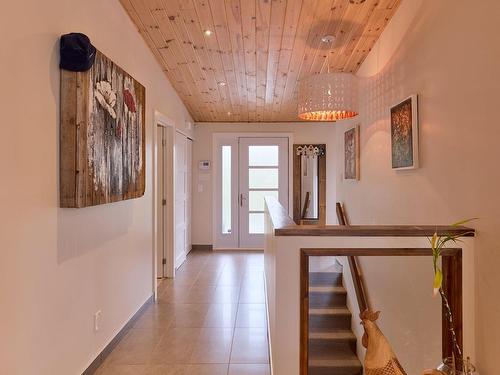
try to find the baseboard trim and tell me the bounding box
[82,295,154,375]
[191,244,213,251]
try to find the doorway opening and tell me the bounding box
[155,115,175,286]
[154,112,194,299]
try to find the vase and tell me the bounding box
[437,357,477,375]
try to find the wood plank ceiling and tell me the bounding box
[120,0,401,122]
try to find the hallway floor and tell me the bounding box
[95,250,270,375]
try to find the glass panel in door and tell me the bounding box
[239,138,289,248]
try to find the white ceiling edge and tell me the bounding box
[357,0,425,78]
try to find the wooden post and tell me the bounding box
[300,251,309,375]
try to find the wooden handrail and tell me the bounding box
[301,191,311,219]
[265,197,475,238]
[335,202,347,225]
[336,202,369,313]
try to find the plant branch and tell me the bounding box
[439,287,462,359]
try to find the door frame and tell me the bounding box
[153,111,175,300]
[212,132,293,250]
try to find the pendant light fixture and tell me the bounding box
[298,36,359,121]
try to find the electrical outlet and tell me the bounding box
[94,310,102,332]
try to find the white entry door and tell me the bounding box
[238,138,289,248]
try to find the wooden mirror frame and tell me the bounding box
[293,144,326,225]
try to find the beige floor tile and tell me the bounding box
[121,328,164,349]
[150,327,201,364]
[216,268,244,286]
[98,251,270,373]
[235,304,267,328]
[189,328,234,363]
[104,328,162,366]
[212,286,241,304]
[170,303,211,327]
[238,285,265,304]
[141,303,179,319]
[146,364,228,375]
[228,364,270,375]
[203,304,238,327]
[230,328,269,364]
[95,364,148,375]
[241,271,264,285]
[194,271,223,286]
[179,286,218,303]
[134,310,175,329]
[157,284,194,304]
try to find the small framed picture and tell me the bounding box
[390,94,419,170]
[344,125,360,180]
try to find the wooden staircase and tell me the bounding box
[308,269,363,375]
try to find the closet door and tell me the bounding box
[174,132,187,268]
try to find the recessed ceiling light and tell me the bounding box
[218,82,226,86]
[227,111,232,116]
[321,35,336,44]
[204,29,213,36]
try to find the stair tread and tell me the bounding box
[309,331,356,340]
[309,358,362,368]
[309,272,343,287]
[309,286,346,293]
[310,308,351,315]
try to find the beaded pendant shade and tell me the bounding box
[298,72,359,121]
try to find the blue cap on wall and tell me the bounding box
[60,33,96,72]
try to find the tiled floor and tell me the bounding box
[95,250,270,375]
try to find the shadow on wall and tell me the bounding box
[56,204,133,264]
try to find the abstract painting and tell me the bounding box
[60,50,146,208]
[344,125,360,180]
[391,95,419,170]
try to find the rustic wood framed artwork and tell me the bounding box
[344,125,360,180]
[391,94,419,170]
[60,50,146,208]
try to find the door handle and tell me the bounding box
[240,193,246,207]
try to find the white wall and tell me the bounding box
[0,1,193,374]
[334,0,500,373]
[192,122,337,245]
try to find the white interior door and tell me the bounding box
[186,138,193,255]
[238,138,289,248]
[174,132,187,268]
[156,126,166,277]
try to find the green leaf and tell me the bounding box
[433,269,443,296]
[431,232,438,249]
[451,218,477,227]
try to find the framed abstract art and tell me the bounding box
[390,95,419,170]
[344,125,360,180]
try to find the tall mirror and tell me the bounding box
[293,144,326,225]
